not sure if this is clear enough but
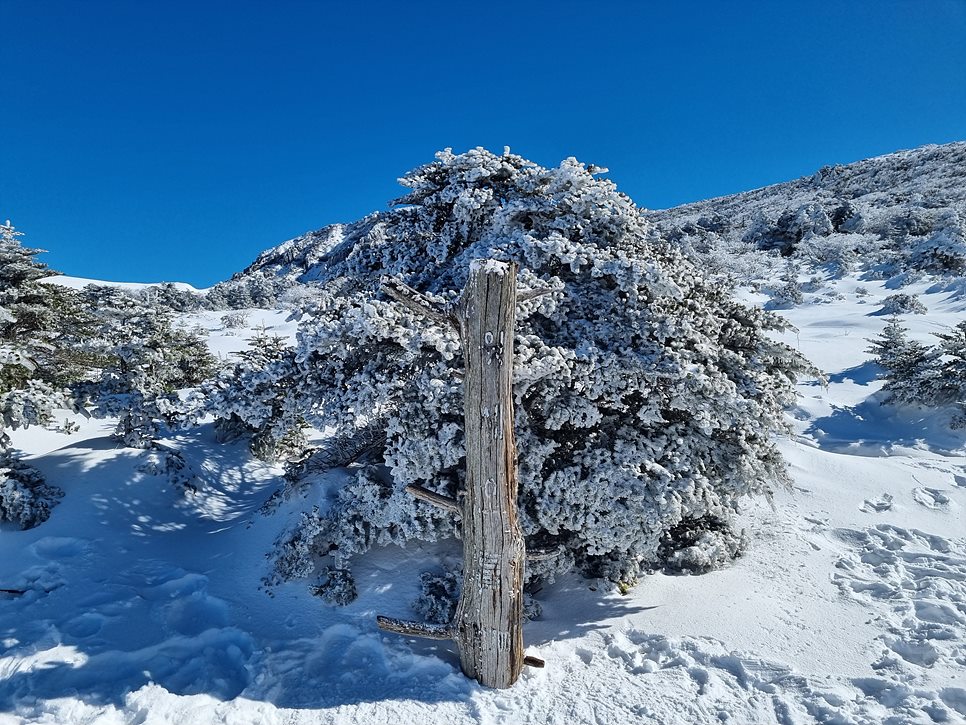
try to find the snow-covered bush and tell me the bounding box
[744,203,833,256]
[207,272,289,309]
[908,210,966,275]
[412,569,542,622]
[797,232,862,275]
[0,222,77,526]
[412,570,462,624]
[654,515,747,574]
[310,568,357,606]
[0,453,63,529]
[767,262,804,309]
[233,148,815,597]
[204,332,304,461]
[220,311,250,329]
[140,282,207,312]
[877,293,927,316]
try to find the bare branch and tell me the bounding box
[523,655,546,668]
[516,287,555,303]
[376,616,454,640]
[406,484,460,514]
[526,547,563,561]
[380,276,458,330]
[289,423,386,480]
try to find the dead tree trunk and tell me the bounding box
[377,259,545,688]
[453,259,525,687]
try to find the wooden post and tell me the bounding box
[453,259,526,687]
[376,259,545,688]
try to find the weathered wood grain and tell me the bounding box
[452,259,526,688]
[377,260,540,688]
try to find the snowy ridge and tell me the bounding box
[42,276,206,294]
[232,142,966,290]
[648,142,966,231]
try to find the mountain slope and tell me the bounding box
[234,142,966,288]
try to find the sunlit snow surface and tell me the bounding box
[1,275,965,725]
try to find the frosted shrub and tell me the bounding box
[221,311,250,329]
[238,149,815,597]
[878,293,927,316]
[413,569,542,622]
[204,332,304,461]
[655,515,747,574]
[767,262,804,309]
[82,288,219,448]
[867,318,966,410]
[908,210,966,275]
[0,453,63,529]
[311,568,357,606]
[0,222,85,526]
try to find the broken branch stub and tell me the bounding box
[379,276,458,330]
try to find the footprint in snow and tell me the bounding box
[912,487,950,510]
[860,494,893,513]
[28,537,90,560]
[833,524,966,676]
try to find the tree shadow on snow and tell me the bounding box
[826,361,881,386]
[803,396,964,456]
[0,426,654,714]
[0,431,275,712]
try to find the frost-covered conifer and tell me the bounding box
[80,285,218,447]
[878,293,927,316]
[204,331,304,460]
[243,148,817,599]
[0,222,68,527]
[867,318,941,405]
[768,261,805,309]
[909,209,966,275]
[206,272,289,310]
[932,321,966,415]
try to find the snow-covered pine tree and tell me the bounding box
[867,317,942,406]
[204,330,305,460]
[0,222,68,528]
[79,285,218,448]
[226,149,816,597]
[769,261,804,309]
[933,321,966,421]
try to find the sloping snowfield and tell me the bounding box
[1,275,964,725]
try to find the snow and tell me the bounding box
[42,276,206,294]
[4,140,966,722]
[1,271,963,725]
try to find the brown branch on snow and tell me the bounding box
[376,616,454,640]
[376,616,547,670]
[405,484,460,514]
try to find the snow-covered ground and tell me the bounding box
[1,275,965,725]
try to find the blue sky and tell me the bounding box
[2,1,965,286]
